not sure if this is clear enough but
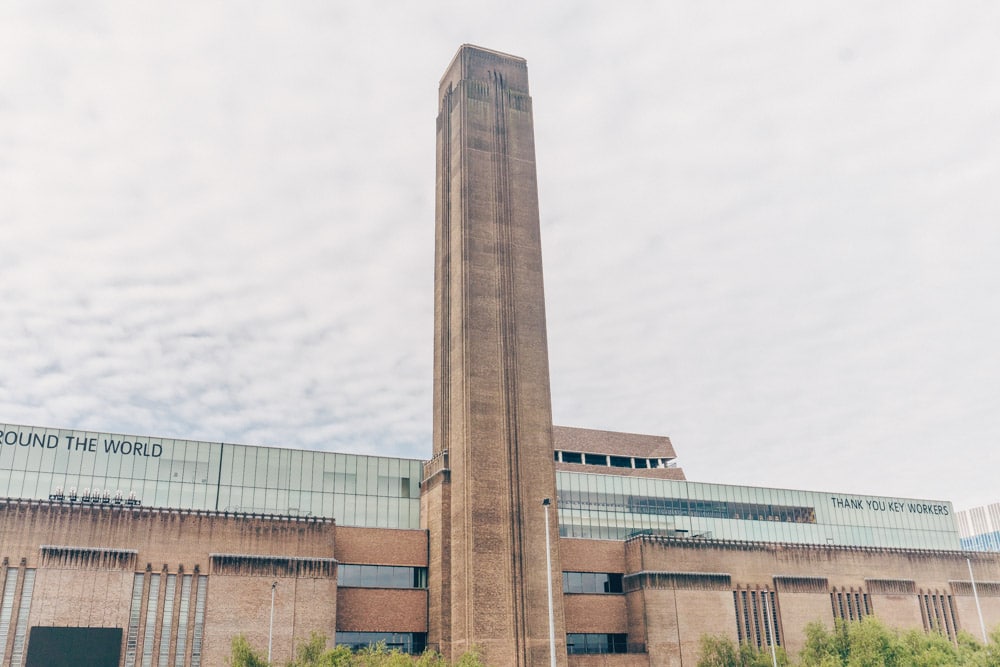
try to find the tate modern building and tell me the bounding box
[1,46,996,667]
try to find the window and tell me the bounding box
[584,453,606,466]
[338,564,428,589]
[563,572,623,594]
[141,575,161,667]
[158,574,176,667]
[566,633,627,654]
[124,573,145,667]
[190,576,208,667]
[0,568,20,664]
[609,456,631,468]
[561,452,582,464]
[336,632,426,654]
[173,575,193,667]
[9,569,35,667]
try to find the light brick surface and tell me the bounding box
[0,499,412,666]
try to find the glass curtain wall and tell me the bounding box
[0,424,422,529]
[556,471,960,550]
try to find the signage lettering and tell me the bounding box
[0,429,162,458]
[830,496,949,516]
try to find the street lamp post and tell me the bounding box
[268,581,277,664]
[543,498,556,667]
[761,591,778,667]
[968,557,988,644]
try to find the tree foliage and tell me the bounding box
[699,617,1000,667]
[229,635,272,667]
[228,634,488,667]
[697,634,790,667]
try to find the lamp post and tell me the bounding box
[543,498,556,667]
[761,591,778,667]
[967,557,988,644]
[268,581,277,664]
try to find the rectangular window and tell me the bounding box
[566,633,628,654]
[561,452,582,464]
[9,568,35,667]
[733,592,743,643]
[767,591,780,647]
[562,572,623,594]
[173,575,192,666]
[0,568,20,664]
[750,591,761,646]
[124,573,145,667]
[190,576,208,667]
[158,574,176,667]
[142,575,161,667]
[584,453,606,466]
[336,632,426,654]
[337,564,428,589]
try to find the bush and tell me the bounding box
[702,618,1000,667]
[228,634,488,667]
[698,634,789,666]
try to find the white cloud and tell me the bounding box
[2,1,999,509]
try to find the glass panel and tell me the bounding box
[190,576,208,667]
[9,568,35,667]
[142,575,161,667]
[158,574,177,667]
[124,573,145,667]
[174,575,192,667]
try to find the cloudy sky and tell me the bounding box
[2,2,999,510]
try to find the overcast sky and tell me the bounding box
[2,2,999,510]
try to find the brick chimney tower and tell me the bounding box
[421,45,566,666]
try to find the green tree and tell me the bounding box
[697,634,789,667]
[957,628,1000,667]
[796,617,1000,667]
[229,633,488,667]
[896,628,961,667]
[697,634,740,667]
[799,620,848,667]
[706,617,1000,666]
[845,616,899,667]
[229,635,270,667]
[286,631,353,666]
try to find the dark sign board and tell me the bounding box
[26,626,122,667]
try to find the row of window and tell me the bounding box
[0,427,423,500]
[0,426,424,531]
[338,565,427,589]
[558,471,960,549]
[921,593,958,641]
[559,488,817,524]
[961,532,1000,551]
[563,572,623,594]
[734,589,780,649]
[121,571,208,667]
[832,590,870,623]
[555,450,671,470]
[341,631,629,656]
